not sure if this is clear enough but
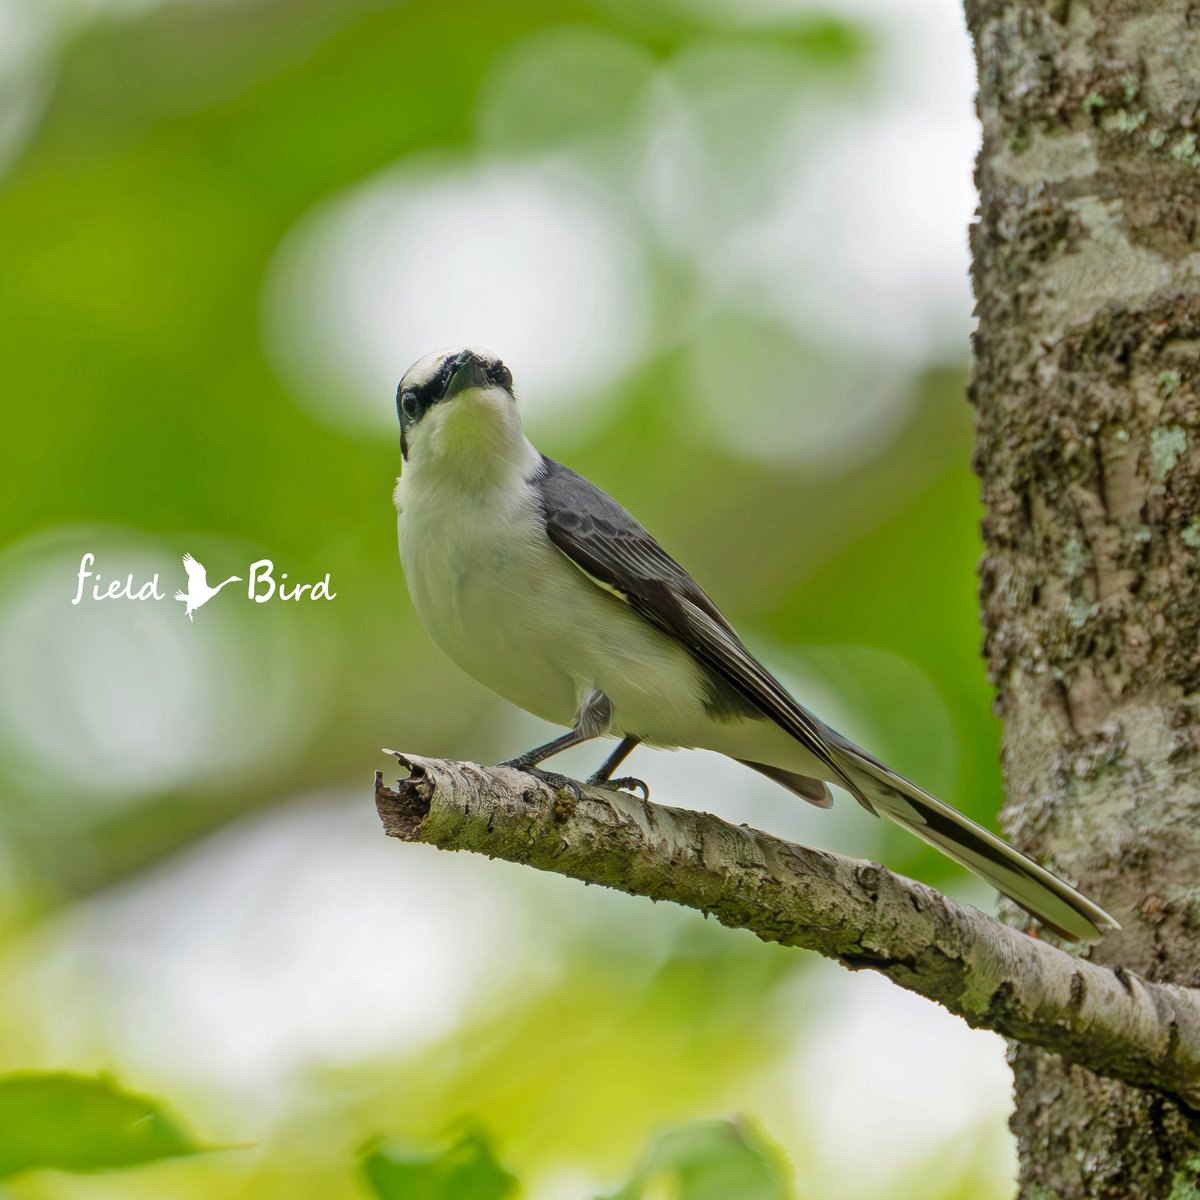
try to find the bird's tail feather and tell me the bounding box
[736,759,833,808]
[835,751,1118,943]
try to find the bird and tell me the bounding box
[392,345,1118,943]
[174,553,242,621]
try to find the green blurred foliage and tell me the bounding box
[337,927,800,1175]
[362,1129,516,1200]
[0,1072,208,1178]
[598,1119,795,1200]
[0,0,1015,1197]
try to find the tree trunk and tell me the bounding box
[967,0,1200,1193]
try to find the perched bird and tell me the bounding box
[174,552,241,621]
[392,346,1118,943]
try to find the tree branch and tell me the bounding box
[374,754,1200,1111]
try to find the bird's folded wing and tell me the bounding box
[533,456,868,805]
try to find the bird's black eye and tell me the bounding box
[486,361,512,390]
[400,390,418,418]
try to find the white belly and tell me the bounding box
[397,479,724,746]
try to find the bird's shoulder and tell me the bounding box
[529,455,735,634]
[531,456,647,540]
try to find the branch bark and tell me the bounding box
[375,754,1200,1113]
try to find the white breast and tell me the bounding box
[394,392,753,750]
[397,487,721,747]
[398,474,582,726]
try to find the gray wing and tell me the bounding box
[533,457,869,806]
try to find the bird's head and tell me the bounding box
[396,346,516,464]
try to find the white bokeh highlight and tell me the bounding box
[262,2,979,468]
[262,157,652,438]
[735,106,978,361]
[681,313,916,469]
[0,794,541,1116]
[787,964,1016,1194]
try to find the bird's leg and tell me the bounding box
[587,735,639,781]
[499,691,613,799]
[586,736,649,799]
[499,729,591,773]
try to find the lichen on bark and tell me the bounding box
[967,0,1200,1194]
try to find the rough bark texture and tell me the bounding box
[375,756,1200,1112]
[967,0,1200,1194]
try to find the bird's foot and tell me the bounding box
[587,774,650,801]
[498,761,584,801]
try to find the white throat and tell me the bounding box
[395,387,541,508]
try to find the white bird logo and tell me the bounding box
[174,553,242,621]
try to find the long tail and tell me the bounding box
[832,748,1119,943]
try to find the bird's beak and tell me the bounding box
[444,352,490,400]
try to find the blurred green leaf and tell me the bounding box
[0,1070,209,1178]
[783,15,873,66]
[599,1119,795,1200]
[361,1129,517,1200]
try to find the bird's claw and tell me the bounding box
[500,762,584,802]
[588,774,650,801]
[498,754,536,772]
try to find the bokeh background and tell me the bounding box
[0,0,1017,1195]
